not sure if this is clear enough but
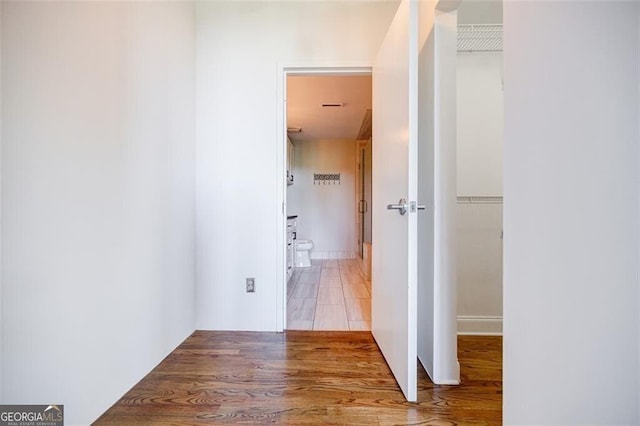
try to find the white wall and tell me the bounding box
[456,51,504,334]
[456,202,502,334]
[195,1,399,330]
[458,0,502,25]
[1,2,196,424]
[504,1,639,424]
[416,0,460,385]
[457,52,503,196]
[288,139,357,259]
[0,1,3,403]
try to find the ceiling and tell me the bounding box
[287,75,372,143]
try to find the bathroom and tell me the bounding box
[283,19,504,335]
[285,74,372,331]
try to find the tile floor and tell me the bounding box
[287,258,371,331]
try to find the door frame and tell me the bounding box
[276,64,373,332]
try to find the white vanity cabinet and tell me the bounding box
[286,138,295,186]
[286,216,297,281]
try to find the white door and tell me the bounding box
[371,0,460,399]
[371,0,420,402]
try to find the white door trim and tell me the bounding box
[276,63,372,332]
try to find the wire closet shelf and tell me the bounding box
[457,24,503,52]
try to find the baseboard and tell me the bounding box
[310,251,356,260]
[457,315,503,336]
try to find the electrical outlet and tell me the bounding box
[246,278,255,293]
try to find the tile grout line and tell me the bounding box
[338,260,352,331]
[311,261,320,330]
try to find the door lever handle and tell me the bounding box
[387,198,407,215]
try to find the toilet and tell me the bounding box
[295,239,314,268]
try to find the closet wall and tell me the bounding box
[456,33,504,334]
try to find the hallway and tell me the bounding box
[287,259,371,331]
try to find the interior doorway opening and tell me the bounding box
[282,70,373,331]
[455,11,504,337]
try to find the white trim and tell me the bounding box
[310,251,357,260]
[432,5,461,386]
[433,378,461,385]
[457,315,503,336]
[275,64,286,332]
[283,63,372,77]
[276,63,372,332]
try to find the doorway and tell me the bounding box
[282,71,373,331]
[455,15,504,336]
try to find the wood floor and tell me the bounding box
[94,332,502,425]
[287,259,371,331]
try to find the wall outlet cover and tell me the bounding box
[246,278,255,293]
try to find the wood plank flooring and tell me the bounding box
[94,332,502,425]
[287,259,371,331]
